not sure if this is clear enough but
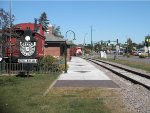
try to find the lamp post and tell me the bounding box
[65,30,76,73]
[90,26,96,56]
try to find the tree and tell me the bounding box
[137,42,144,49]
[84,44,91,54]
[127,38,134,54]
[145,35,150,39]
[0,8,15,29]
[52,25,64,38]
[94,43,101,52]
[132,42,138,47]
[145,35,150,47]
[39,12,49,30]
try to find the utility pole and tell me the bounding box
[9,0,12,74]
[83,33,87,56]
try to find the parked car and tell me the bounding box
[133,50,142,56]
[119,50,124,55]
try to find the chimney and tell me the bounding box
[46,24,53,34]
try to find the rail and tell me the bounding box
[86,58,150,90]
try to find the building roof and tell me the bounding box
[45,33,65,42]
[44,33,74,45]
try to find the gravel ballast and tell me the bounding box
[89,60,150,113]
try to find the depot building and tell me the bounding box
[44,26,72,61]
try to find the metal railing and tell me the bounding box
[0,62,63,75]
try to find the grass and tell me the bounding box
[98,57,150,72]
[0,73,59,113]
[45,88,129,113]
[0,74,130,113]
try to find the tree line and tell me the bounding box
[84,37,148,55]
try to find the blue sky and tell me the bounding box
[1,1,150,44]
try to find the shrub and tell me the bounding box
[122,53,126,57]
[58,64,69,72]
[126,53,131,57]
[37,56,68,72]
[41,55,58,66]
[139,53,148,58]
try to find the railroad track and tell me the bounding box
[86,58,150,90]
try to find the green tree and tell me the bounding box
[132,42,138,50]
[127,38,134,54]
[39,12,49,30]
[137,42,144,49]
[132,42,138,47]
[0,8,15,29]
[52,25,64,38]
[85,44,93,54]
[94,43,101,52]
[145,35,150,39]
[145,35,150,47]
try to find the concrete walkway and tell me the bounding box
[54,57,118,88]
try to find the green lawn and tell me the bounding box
[0,74,130,113]
[112,59,150,72]
[0,73,59,113]
[98,57,150,72]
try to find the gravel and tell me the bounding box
[89,60,150,113]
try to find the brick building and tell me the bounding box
[44,26,72,61]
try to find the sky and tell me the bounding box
[1,0,150,44]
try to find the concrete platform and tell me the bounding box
[54,57,119,88]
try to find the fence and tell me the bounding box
[0,62,63,75]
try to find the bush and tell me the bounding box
[127,54,131,57]
[122,53,130,57]
[37,56,68,72]
[122,53,126,57]
[41,55,58,66]
[139,53,148,58]
[58,64,69,72]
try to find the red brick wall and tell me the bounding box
[44,44,71,61]
[44,47,60,58]
[16,23,44,36]
[67,48,71,61]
